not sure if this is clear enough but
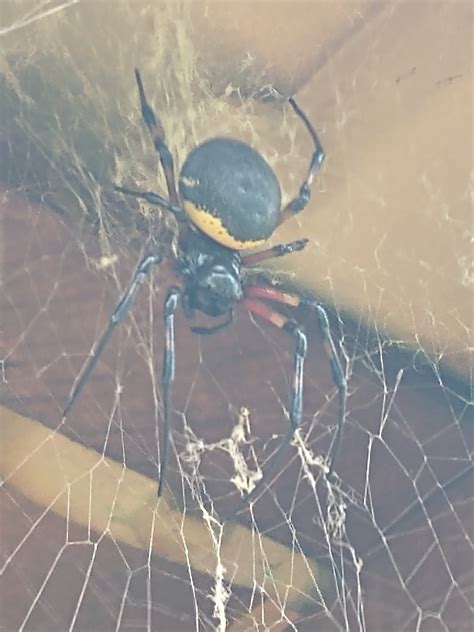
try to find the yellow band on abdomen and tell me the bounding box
[183,200,267,251]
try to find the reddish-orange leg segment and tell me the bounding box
[226,285,347,517]
[245,286,348,415]
[227,297,307,517]
[245,285,301,307]
[245,286,347,468]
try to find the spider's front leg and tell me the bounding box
[226,298,308,518]
[245,285,347,471]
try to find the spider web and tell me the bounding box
[1,2,472,631]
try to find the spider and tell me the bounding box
[63,69,346,517]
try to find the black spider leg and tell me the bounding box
[242,238,309,267]
[63,253,161,417]
[224,298,308,520]
[134,68,181,207]
[278,97,325,225]
[114,185,187,223]
[115,69,187,221]
[157,286,181,497]
[313,304,347,473]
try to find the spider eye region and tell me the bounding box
[179,138,281,250]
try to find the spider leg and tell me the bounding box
[63,253,161,417]
[190,309,234,335]
[313,304,347,472]
[226,298,307,518]
[278,98,325,226]
[245,285,347,471]
[158,286,181,497]
[134,68,180,207]
[114,185,187,222]
[242,238,308,266]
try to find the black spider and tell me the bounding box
[63,69,346,517]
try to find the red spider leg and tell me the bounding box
[242,238,308,267]
[226,297,307,517]
[245,285,347,472]
[244,285,301,307]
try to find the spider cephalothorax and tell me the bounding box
[179,230,243,321]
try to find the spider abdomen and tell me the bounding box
[179,138,281,251]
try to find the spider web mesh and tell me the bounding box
[1,2,472,631]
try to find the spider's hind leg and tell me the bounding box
[134,68,180,207]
